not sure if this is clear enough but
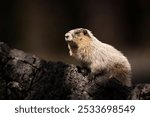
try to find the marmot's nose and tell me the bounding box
[65,33,72,41]
[65,35,69,39]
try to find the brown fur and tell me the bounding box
[67,31,91,55]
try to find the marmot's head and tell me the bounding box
[65,28,94,50]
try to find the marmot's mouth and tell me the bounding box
[67,41,78,49]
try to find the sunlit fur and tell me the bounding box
[65,28,131,87]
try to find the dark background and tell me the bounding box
[0,0,150,84]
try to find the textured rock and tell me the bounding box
[0,42,149,100]
[129,84,150,100]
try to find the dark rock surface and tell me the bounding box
[129,84,150,100]
[0,42,150,100]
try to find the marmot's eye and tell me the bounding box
[80,38,82,41]
[74,31,80,35]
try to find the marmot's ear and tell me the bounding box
[82,29,88,35]
[82,29,91,37]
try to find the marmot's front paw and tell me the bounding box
[77,66,90,76]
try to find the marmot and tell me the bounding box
[65,28,131,87]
